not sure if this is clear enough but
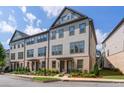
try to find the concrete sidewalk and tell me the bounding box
[7,74,124,83]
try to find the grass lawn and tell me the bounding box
[102,76,124,79]
[32,77,60,82]
[99,69,122,76]
[99,68,124,79]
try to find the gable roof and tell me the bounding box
[9,30,29,44]
[50,7,88,29]
[9,30,49,44]
[102,18,124,43]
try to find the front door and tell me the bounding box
[36,62,39,71]
[60,61,65,72]
[67,60,74,73]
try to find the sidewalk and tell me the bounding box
[8,74,124,83]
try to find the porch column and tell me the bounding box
[34,61,36,71]
[64,60,67,73]
[29,61,32,71]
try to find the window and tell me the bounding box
[38,47,46,57]
[71,13,78,19]
[61,15,67,23]
[22,44,24,47]
[79,23,86,33]
[10,46,12,50]
[18,52,23,59]
[26,38,35,45]
[70,41,85,54]
[52,61,56,68]
[27,49,34,58]
[77,60,83,70]
[52,44,63,55]
[18,44,20,48]
[58,29,64,38]
[51,31,56,40]
[11,53,15,60]
[69,26,75,36]
[14,45,16,49]
[42,61,46,68]
[37,34,48,43]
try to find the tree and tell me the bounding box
[0,42,6,72]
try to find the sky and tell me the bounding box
[0,6,124,50]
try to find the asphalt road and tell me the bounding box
[0,74,124,87]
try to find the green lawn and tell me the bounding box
[32,77,60,82]
[103,76,124,79]
[99,69,122,76]
[99,69,124,79]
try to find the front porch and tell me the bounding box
[26,59,40,71]
[57,57,74,73]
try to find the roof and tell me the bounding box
[9,7,96,44]
[10,30,49,43]
[9,30,29,44]
[50,7,89,29]
[102,18,124,43]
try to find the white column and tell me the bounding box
[29,61,32,71]
[64,60,67,73]
[34,61,36,71]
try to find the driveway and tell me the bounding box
[1,74,124,87]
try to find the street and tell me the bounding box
[0,74,124,87]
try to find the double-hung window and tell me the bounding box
[18,52,23,59]
[52,44,63,55]
[11,53,15,60]
[58,29,64,38]
[79,23,86,33]
[77,60,83,70]
[27,49,34,58]
[70,41,85,54]
[38,47,46,57]
[69,26,75,36]
[51,31,56,40]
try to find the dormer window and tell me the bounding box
[61,15,67,23]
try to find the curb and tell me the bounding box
[61,79,124,83]
[7,74,124,83]
[32,79,61,83]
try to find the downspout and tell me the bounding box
[88,20,91,71]
[24,39,26,68]
[47,30,50,69]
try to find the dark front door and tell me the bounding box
[36,62,39,71]
[60,61,65,72]
[67,60,74,73]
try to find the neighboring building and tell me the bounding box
[9,7,97,73]
[102,18,124,73]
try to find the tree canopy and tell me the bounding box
[0,42,6,69]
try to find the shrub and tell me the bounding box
[12,67,30,74]
[83,73,96,78]
[70,70,83,77]
[35,69,59,76]
[93,63,99,76]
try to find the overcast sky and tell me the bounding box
[0,6,124,50]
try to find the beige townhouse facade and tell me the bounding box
[102,18,124,73]
[9,7,97,73]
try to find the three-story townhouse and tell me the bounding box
[49,7,97,72]
[9,7,97,73]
